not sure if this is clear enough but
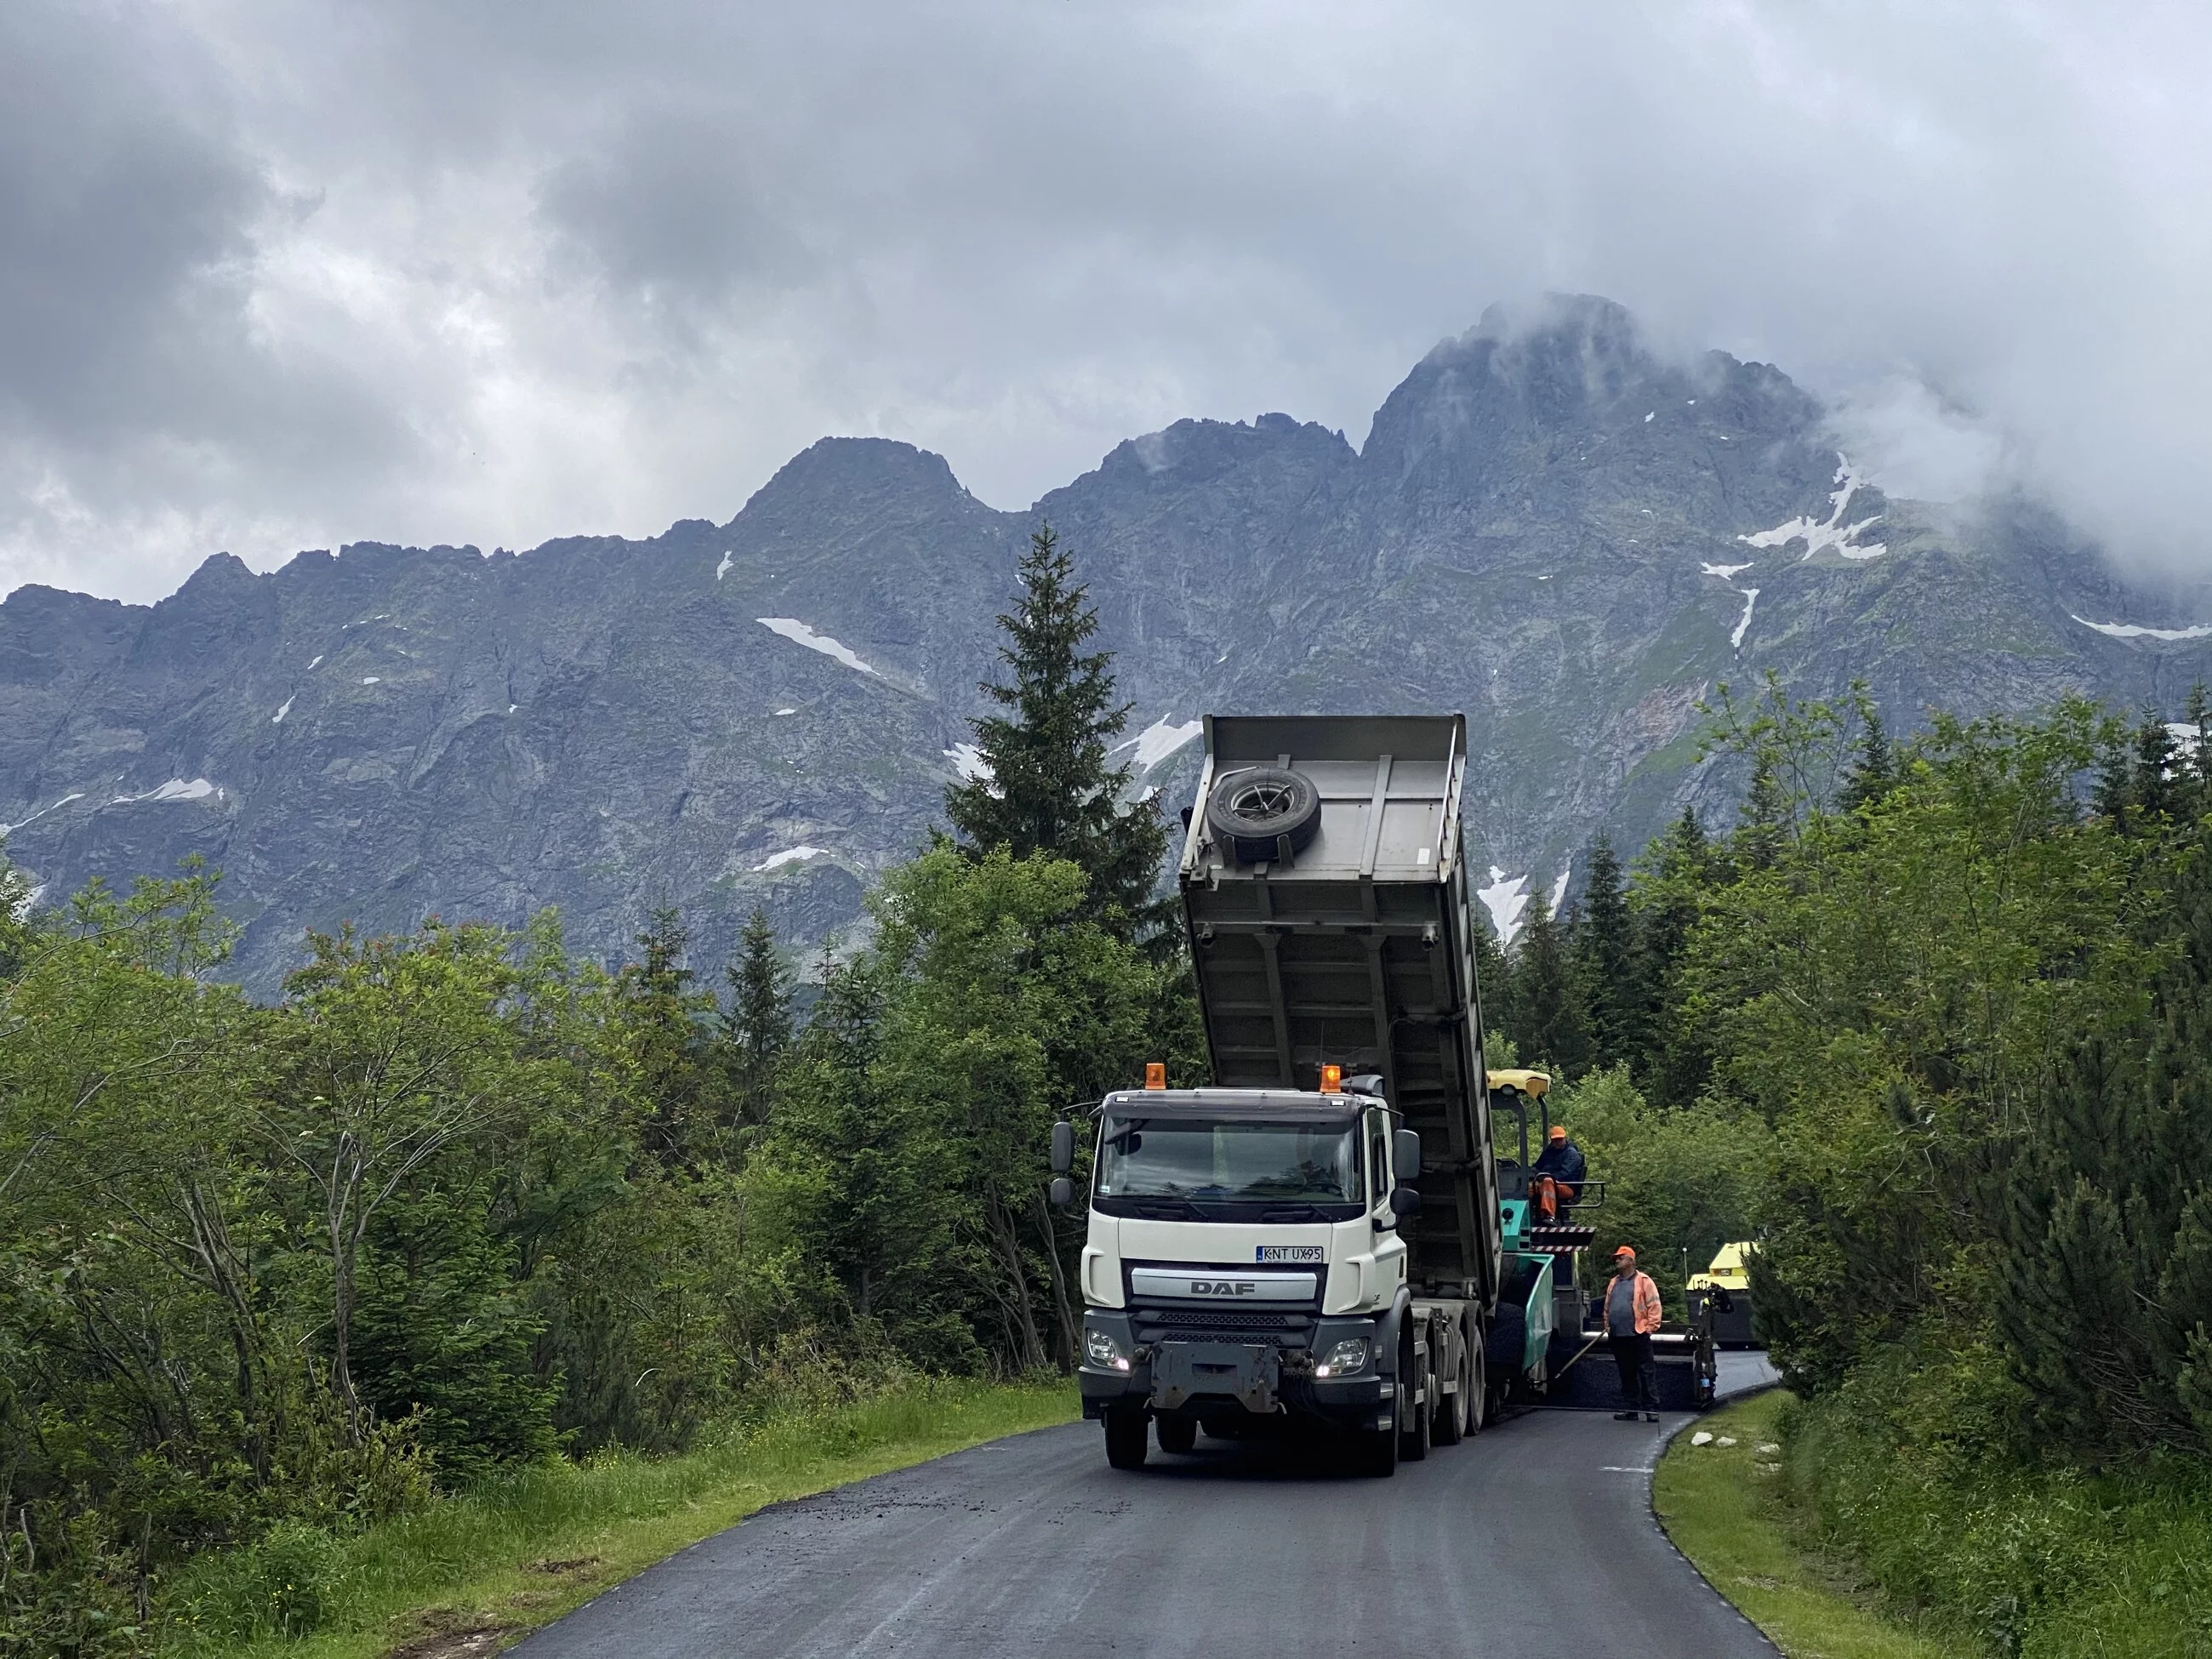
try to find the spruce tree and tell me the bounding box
[2133,714,2181,827]
[1572,834,1636,1069]
[944,523,1170,940]
[1735,751,1790,869]
[2184,682,2212,820]
[721,906,795,1128]
[1628,807,1714,1103]
[619,904,716,1163]
[1500,891,1590,1075]
[1838,703,1897,812]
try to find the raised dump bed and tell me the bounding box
[1177,713,1501,1311]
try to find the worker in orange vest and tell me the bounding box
[1531,1123,1584,1222]
[1605,1245,1664,1422]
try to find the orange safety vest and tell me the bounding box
[1608,1269,1663,1336]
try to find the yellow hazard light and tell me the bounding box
[1320,1063,1342,1093]
[1144,1062,1167,1090]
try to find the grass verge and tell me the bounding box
[168,1377,1079,1659]
[1652,1392,1961,1659]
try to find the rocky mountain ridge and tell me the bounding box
[7,295,2209,994]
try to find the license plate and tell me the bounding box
[1256,1245,1324,1263]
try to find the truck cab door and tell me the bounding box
[1368,1109,1408,1293]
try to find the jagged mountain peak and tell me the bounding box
[7,299,2208,991]
[734,435,972,525]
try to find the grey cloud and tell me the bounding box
[539,110,813,303]
[6,1,2212,602]
[0,6,262,436]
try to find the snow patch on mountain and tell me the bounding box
[944,743,991,782]
[1732,588,1760,650]
[2072,615,2212,641]
[757,618,880,675]
[1115,715,1203,771]
[1740,454,1887,562]
[754,845,830,872]
[113,778,218,806]
[3,792,84,834]
[271,697,294,724]
[1479,867,1531,945]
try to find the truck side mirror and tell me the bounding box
[1050,1176,1075,1209]
[1394,1128,1421,1181]
[1050,1120,1075,1175]
[1389,1187,1423,1218]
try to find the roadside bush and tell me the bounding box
[0,1507,146,1659]
[1785,1343,2212,1657]
[163,1520,352,1651]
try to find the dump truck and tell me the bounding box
[1068,714,1551,1474]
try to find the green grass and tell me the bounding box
[166,1377,1079,1659]
[1653,1393,1963,1659]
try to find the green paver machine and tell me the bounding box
[1485,1069,1719,1411]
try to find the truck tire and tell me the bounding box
[1399,1325,1431,1462]
[1206,767,1321,864]
[1154,1415,1197,1455]
[1103,1408,1149,1470]
[1434,1335,1469,1445]
[1467,1337,1488,1435]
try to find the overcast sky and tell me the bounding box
[6,2,2211,604]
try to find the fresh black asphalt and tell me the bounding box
[515,1354,1780,1658]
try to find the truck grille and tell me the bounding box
[1133,1308,1313,1347]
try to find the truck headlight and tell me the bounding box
[1314,1337,1369,1378]
[1086,1327,1131,1371]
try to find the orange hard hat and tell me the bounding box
[1612,1246,1636,1260]
[1548,1125,1568,1143]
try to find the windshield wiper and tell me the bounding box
[1256,1204,1333,1223]
[1122,1197,1203,1220]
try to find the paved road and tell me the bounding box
[518,1354,1779,1659]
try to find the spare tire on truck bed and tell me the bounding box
[1206,766,1322,864]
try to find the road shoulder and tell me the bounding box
[195,1380,1079,1659]
[1651,1391,1962,1659]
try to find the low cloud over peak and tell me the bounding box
[6,3,2212,602]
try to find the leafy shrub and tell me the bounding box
[164,1519,350,1650]
[1785,1343,2212,1657]
[0,1507,147,1659]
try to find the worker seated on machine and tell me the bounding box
[1531,1124,1585,1223]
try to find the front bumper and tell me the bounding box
[1078,1310,1388,1430]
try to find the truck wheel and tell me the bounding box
[1399,1328,1431,1462]
[1206,767,1321,864]
[1466,1340,1488,1434]
[1155,1415,1197,1455]
[1434,1338,1469,1445]
[1103,1408,1149,1470]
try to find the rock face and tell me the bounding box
[8,295,2210,994]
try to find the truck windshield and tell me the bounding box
[1095,1117,1361,1206]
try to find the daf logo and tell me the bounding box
[1189,1280,1259,1297]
